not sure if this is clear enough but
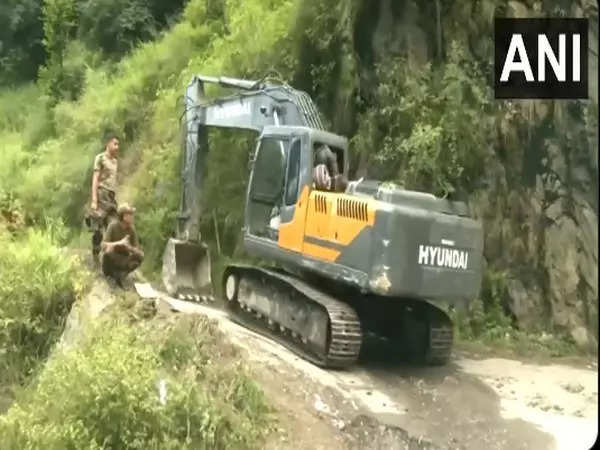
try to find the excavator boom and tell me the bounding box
[179,75,324,238]
[164,75,327,297]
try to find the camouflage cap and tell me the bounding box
[117,203,136,217]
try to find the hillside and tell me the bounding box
[1,0,598,347]
[0,0,598,448]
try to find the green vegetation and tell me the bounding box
[0,0,302,272]
[1,0,595,348]
[1,0,496,267]
[449,270,578,358]
[452,301,578,359]
[0,0,188,85]
[0,314,271,449]
[0,4,595,440]
[0,0,45,84]
[354,42,493,197]
[0,222,89,389]
[2,0,594,446]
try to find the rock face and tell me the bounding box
[544,204,598,348]
[58,278,119,352]
[357,0,598,349]
[475,131,598,349]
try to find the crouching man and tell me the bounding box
[101,203,144,287]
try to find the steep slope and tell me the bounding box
[0,0,597,349]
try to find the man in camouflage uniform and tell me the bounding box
[87,133,120,262]
[101,203,144,288]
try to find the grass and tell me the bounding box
[448,298,582,361]
[0,310,272,449]
[0,84,42,132]
[0,223,90,393]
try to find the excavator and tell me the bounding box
[162,74,484,368]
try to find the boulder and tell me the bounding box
[546,141,568,183]
[508,1,530,18]
[544,215,580,324]
[571,326,590,349]
[545,199,563,222]
[506,278,544,330]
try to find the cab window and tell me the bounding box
[250,138,288,203]
[284,139,301,206]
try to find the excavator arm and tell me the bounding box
[164,74,325,298]
[178,75,324,242]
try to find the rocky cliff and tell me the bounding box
[308,0,598,348]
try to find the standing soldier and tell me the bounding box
[88,133,120,262]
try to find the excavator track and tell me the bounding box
[353,295,454,365]
[222,265,362,369]
[169,263,453,368]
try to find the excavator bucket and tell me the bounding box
[162,238,212,300]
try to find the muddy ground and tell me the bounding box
[133,288,598,450]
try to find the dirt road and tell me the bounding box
[135,284,597,450]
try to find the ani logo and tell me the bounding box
[495,18,588,99]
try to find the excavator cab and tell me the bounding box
[245,126,349,243]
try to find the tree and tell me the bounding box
[39,0,77,103]
[0,0,46,84]
[77,0,188,57]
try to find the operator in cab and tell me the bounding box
[314,144,348,192]
[100,203,144,288]
[313,164,332,191]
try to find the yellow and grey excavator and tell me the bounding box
[162,75,484,368]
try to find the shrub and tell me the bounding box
[449,267,578,357]
[0,226,89,387]
[0,134,30,208]
[78,0,157,57]
[352,41,494,197]
[0,315,271,449]
[0,190,26,233]
[39,0,78,104]
[38,40,105,104]
[77,0,188,57]
[0,0,46,84]
[21,104,57,151]
[0,85,42,132]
